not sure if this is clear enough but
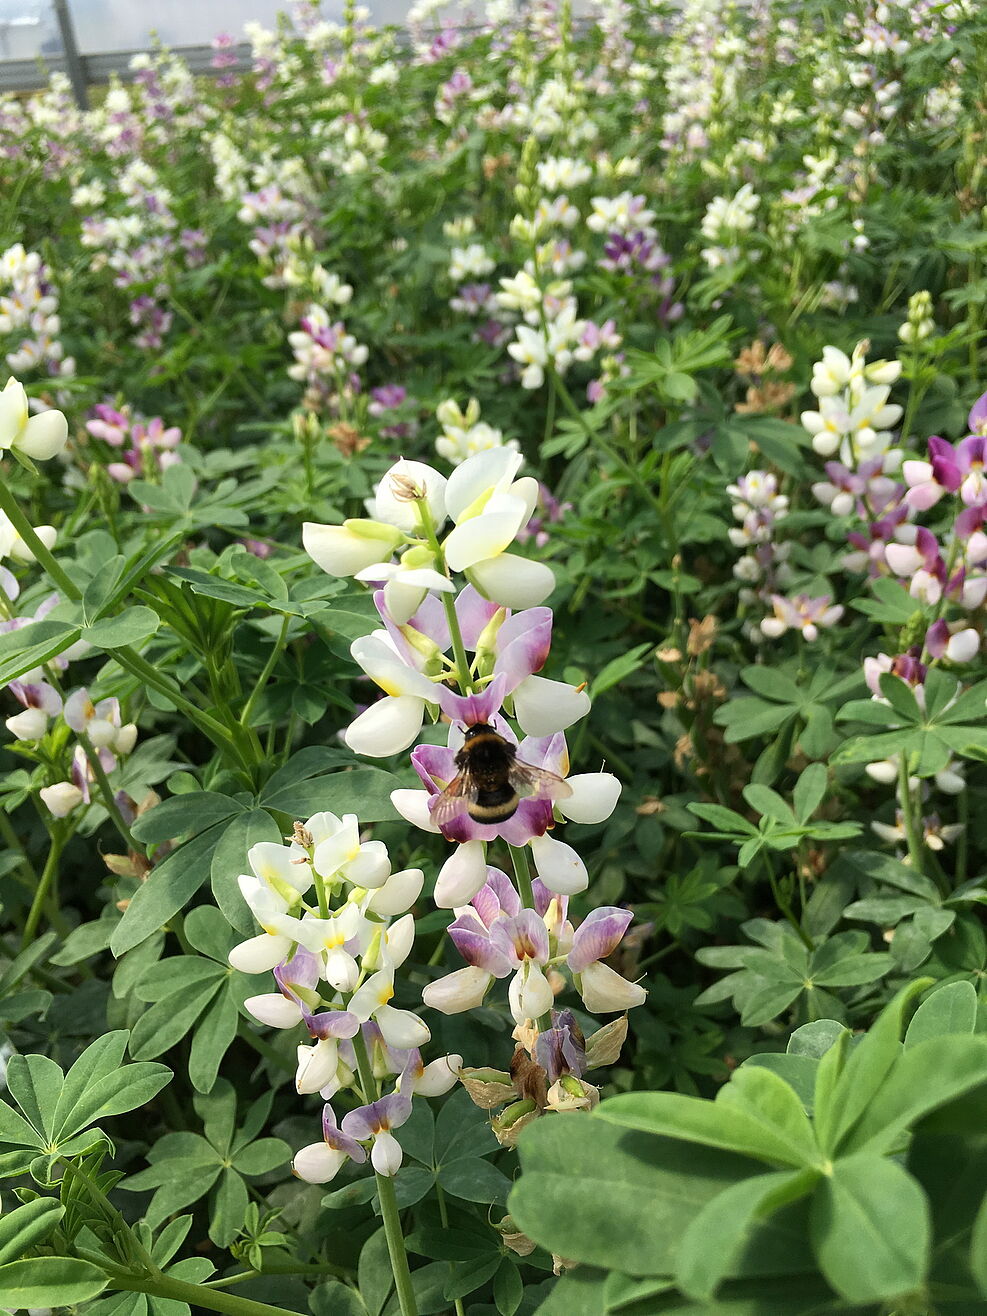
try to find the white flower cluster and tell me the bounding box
[800,343,902,465]
[0,245,73,379]
[230,815,460,1099]
[699,183,760,270]
[434,397,518,465]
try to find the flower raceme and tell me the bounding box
[422,866,646,1023]
[303,448,554,620]
[226,813,462,1186]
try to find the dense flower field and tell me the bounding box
[1,0,987,1312]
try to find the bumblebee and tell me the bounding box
[430,723,573,826]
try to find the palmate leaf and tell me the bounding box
[0,1032,171,1183]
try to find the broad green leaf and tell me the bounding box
[740,1055,818,1114]
[905,981,978,1048]
[876,672,923,722]
[687,803,759,836]
[54,1057,171,1140]
[820,979,931,1155]
[741,785,795,826]
[0,1098,45,1149]
[4,1053,63,1140]
[443,1253,500,1301]
[844,1035,987,1155]
[129,978,222,1059]
[0,1197,63,1265]
[359,1228,394,1316]
[437,1155,512,1204]
[493,1258,523,1316]
[809,1154,929,1303]
[675,1171,809,1301]
[310,1280,368,1316]
[131,792,244,845]
[716,1067,817,1163]
[135,956,228,1002]
[511,1115,811,1282]
[811,952,892,987]
[0,1257,107,1305]
[598,1088,816,1169]
[260,766,399,821]
[231,1137,291,1176]
[85,606,160,648]
[209,1167,248,1246]
[188,990,240,1094]
[792,764,827,824]
[787,1020,847,1060]
[845,848,942,899]
[739,982,802,1028]
[111,823,227,956]
[0,619,83,685]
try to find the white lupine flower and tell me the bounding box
[0,379,67,460]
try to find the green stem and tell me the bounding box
[897,756,927,878]
[107,1272,295,1316]
[22,825,64,949]
[240,615,291,729]
[760,854,814,952]
[351,1031,418,1316]
[79,734,141,855]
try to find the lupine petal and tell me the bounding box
[494,607,553,692]
[513,676,590,736]
[292,1142,348,1184]
[422,965,493,1013]
[468,554,556,609]
[509,963,555,1024]
[371,459,447,532]
[345,695,426,757]
[578,961,647,1013]
[435,840,489,907]
[390,788,442,833]
[365,867,425,915]
[18,409,68,459]
[230,934,293,974]
[350,634,437,699]
[371,1130,404,1176]
[445,447,524,522]
[528,833,588,895]
[567,907,635,974]
[243,990,303,1027]
[303,520,402,577]
[558,773,622,823]
[296,1039,339,1094]
[376,1004,431,1049]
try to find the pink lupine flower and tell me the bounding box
[293,1102,368,1184]
[760,594,844,642]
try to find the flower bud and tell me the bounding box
[6,707,48,741]
[39,782,83,817]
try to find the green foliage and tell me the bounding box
[513,986,987,1309]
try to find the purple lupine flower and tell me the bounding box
[293,1102,368,1184]
[535,1009,586,1082]
[341,1089,413,1176]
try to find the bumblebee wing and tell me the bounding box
[429,772,478,827]
[510,760,573,802]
